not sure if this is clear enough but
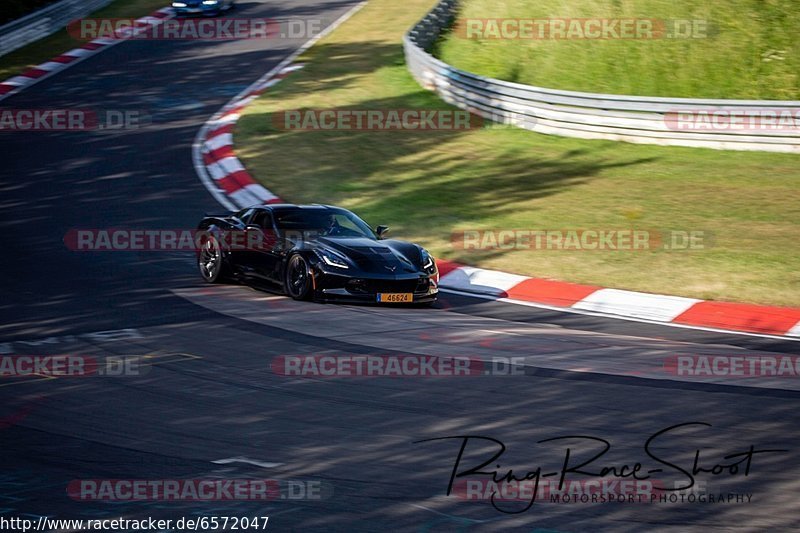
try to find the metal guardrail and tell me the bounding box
[403,0,800,153]
[0,0,115,58]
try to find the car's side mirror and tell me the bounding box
[376,225,390,239]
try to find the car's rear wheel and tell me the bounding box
[198,236,228,283]
[284,254,313,300]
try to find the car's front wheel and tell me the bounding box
[198,235,229,283]
[284,254,313,300]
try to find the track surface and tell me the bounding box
[1,1,799,530]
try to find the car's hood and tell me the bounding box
[315,237,420,274]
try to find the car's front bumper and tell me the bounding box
[314,270,439,304]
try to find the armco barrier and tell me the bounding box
[403,0,800,153]
[0,0,114,57]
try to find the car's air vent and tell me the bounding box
[351,246,392,254]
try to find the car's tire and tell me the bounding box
[284,254,313,301]
[198,235,229,283]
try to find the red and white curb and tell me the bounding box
[189,1,800,341]
[194,64,303,211]
[0,8,174,102]
[193,1,367,212]
[436,260,800,340]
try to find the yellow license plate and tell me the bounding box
[377,293,413,303]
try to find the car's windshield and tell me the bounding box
[274,208,376,239]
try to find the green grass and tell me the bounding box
[0,0,167,81]
[436,0,800,99]
[235,0,800,307]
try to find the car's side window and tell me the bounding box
[237,208,255,225]
[251,211,274,231]
[260,212,275,231]
[332,214,364,236]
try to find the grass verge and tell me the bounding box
[436,0,800,99]
[235,0,800,306]
[0,0,167,82]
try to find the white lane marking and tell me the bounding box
[572,288,701,322]
[235,95,258,107]
[441,288,800,342]
[787,321,800,338]
[212,457,283,468]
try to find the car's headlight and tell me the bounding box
[202,0,219,4]
[317,249,349,269]
[421,249,435,271]
[172,2,187,6]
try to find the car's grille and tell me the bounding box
[346,278,426,294]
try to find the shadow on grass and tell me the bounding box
[238,40,660,263]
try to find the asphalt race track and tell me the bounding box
[1,1,799,531]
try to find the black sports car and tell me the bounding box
[171,0,235,16]
[196,204,439,304]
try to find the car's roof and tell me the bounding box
[251,204,341,212]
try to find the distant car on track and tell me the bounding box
[196,204,439,304]
[171,0,234,16]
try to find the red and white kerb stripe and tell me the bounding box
[0,8,173,100]
[199,65,305,208]
[435,260,800,337]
